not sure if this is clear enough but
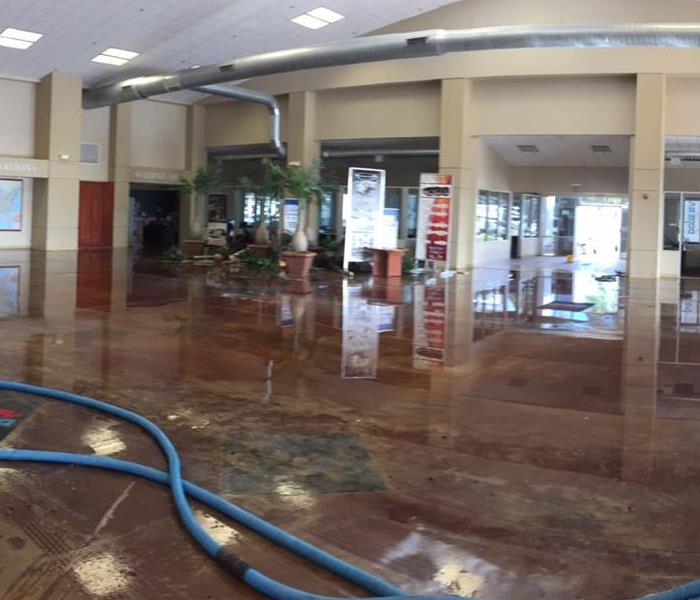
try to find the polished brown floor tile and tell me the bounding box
[0,251,699,599]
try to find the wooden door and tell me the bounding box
[79,181,114,249]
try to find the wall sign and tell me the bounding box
[376,207,399,249]
[0,179,22,231]
[685,200,700,243]
[131,169,188,184]
[343,167,386,270]
[416,174,452,263]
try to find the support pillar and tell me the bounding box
[438,79,478,271]
[628,74,666,279]
[32,72,82,250]
[182,105,207,244]
[109,103,132,248]
[287,91,320,245]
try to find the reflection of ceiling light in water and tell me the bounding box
[195,510,242,545]
[82,424,126,455]
[434,561,485,596]
[275,481,316,509]
[73,554,132,596]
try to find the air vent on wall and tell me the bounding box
[516,144,539,153]
[591,145,612,153]
[80,142,100,165]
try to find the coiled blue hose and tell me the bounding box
[0,381,462,600]
[0,380,697,600]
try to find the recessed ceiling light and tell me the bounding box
[0,37,32,50]
[1,27,43,43]
[92,54,128,66]
[307,7,345,23]
[102,47,139,60]
[291,14,328,29]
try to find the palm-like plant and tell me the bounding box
[179,166,223,240]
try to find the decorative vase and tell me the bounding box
[254,222,270,245]
[291,228,309,253]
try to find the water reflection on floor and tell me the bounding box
[0,249,699,600]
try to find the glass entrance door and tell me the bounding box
[683,196,700,276]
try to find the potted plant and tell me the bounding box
[179,166,223,256]
[281,161,322,278]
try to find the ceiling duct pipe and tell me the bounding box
[83,23,700,110]
[322,149,439,158]
[195,84,284,158]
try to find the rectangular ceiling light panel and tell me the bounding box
[102,47,139,60]
[92,54,128,66]
[292,6,345,29]
[0,27,43,50]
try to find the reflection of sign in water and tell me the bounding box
[0,179,22,231]
[416,174,452,262]
[377,305,396,333]
[284,199,300,234]
[685,201,700,243]
[681,291,699,325]
[0,266,20,317]
[343,168,386,269]
[413,283,447,366]
[280,294,294,327]
[342,283,379,379]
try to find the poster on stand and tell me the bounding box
[416,174,452,263]
[283,199,300,234]
[341,283,380,379]
[207,222,228,247]
[343,168,386,270]
[376,207,400,249]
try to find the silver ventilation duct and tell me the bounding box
[322,149,439,158]
[195,84,284,157]
[83,23,700,110]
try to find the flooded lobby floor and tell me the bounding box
[0,250,699,600]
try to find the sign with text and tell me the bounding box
[343,167,386,269]
[685,200,700,243]
[416,174,452,263]
[283,199,300,234]
[376,207,399,249]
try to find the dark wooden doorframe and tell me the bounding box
[79,181,114,249]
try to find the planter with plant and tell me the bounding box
[179,166,223,256]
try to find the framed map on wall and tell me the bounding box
[0,179,22,231]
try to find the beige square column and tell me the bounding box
[287,91,320,243]
[439,79,478,271]
[180,104,207,244]
[109,103,132,248]
[32,72,82,250]
[628,74,666,279]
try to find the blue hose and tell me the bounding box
[1,381,697,600]
[0,381,462,600]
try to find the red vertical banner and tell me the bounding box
[416,174,452,263]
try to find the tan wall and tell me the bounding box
[0,78,35,158]
[317,83,440,140]
[666,77,700,136]
[375,0,700,32]
[205,96,289,148]
[478,140,511,190]
[80,107,111,181]
[511,166,629,194]
[471,77,635,136]
[130,100,188,169]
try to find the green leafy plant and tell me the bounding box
[238,249,280,274]
[161,246,186,263]
[180,166,223,196]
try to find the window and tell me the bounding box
[242,192,279,228]
[476,190,509,241]
[406,188,419,238]
[521,194,540,238]
[319,190,335,231]
[510,196,522,237]
[664,193,681,250]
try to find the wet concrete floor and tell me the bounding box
[0,249,698,599]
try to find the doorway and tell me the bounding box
[682,195,700,276]
[574,204,623,262]
[79,181,114,249]
[130,186,180,254]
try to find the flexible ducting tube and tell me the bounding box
[195,84,285,158]
[82,23,700,110]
